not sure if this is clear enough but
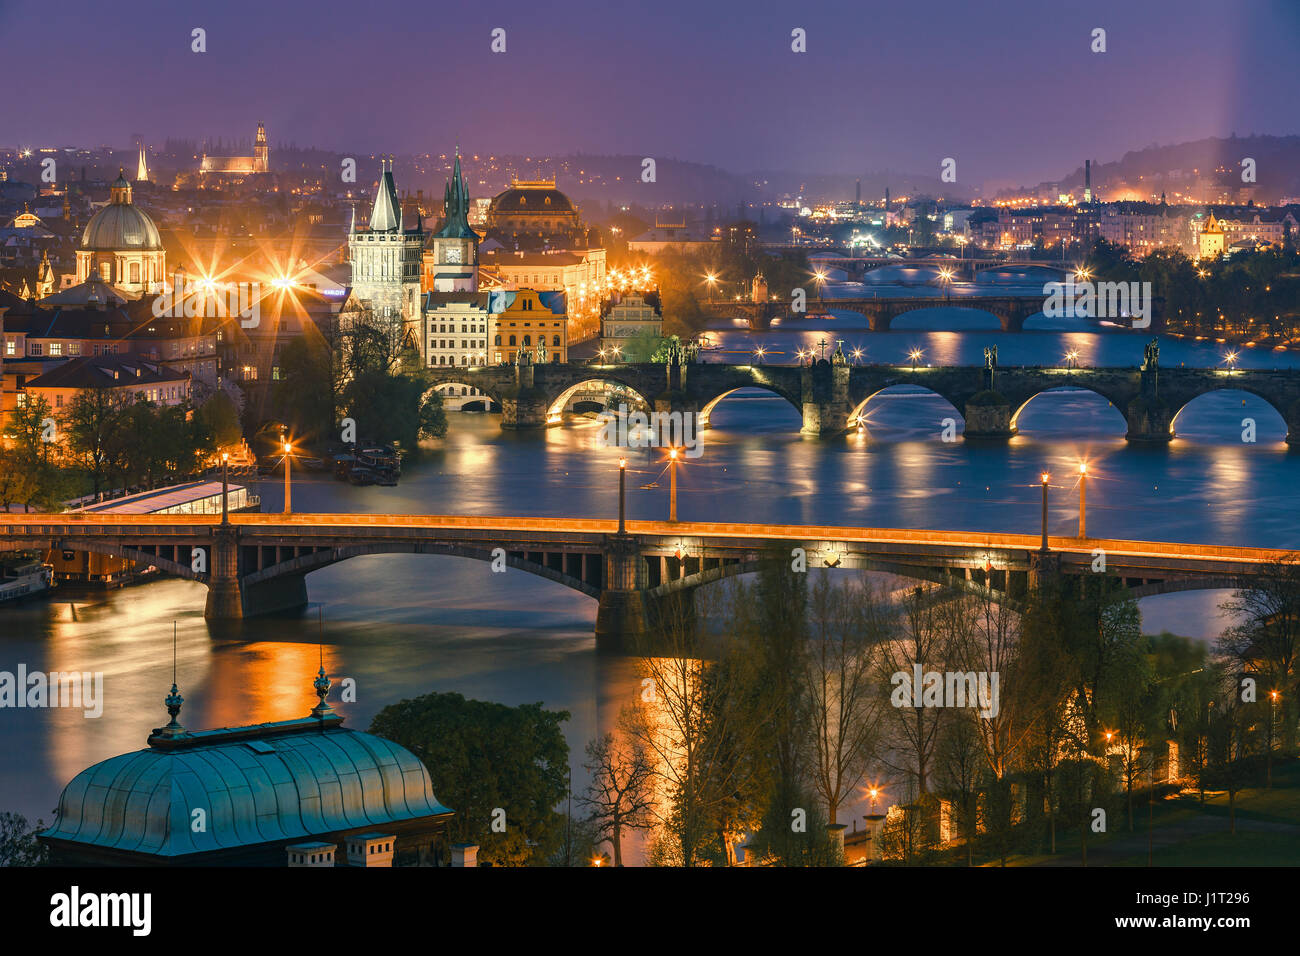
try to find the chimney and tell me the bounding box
[345,833,395,867]
[451,843,479,868]
[286,842,336,867]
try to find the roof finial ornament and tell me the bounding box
[311,608,335,722]
[158,622,185,738]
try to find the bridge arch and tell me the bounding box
[432,381,499,412]
[543,376,654,422]
[53,539,200,581]
[1009,385,1130,434]
[242,542,601,598]
[848,383,964,431]
[1169,387,1289,443]
[698,383,803,428]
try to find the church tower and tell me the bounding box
[136,146,149,183]
[425,151,480,292]
[348,159,426,356]
[254,122,269,173]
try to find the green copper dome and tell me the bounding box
[80,170,163,251]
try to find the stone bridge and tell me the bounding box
[0,514,1293,643]
[424,360,1300,442]
[702,293,1083,332]
[805,255,1074,283]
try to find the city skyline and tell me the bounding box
[3,0,1298,190]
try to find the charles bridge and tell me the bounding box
[424,356,1300,442]
[0,513,1294,642]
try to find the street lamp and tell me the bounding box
[220,451,230,525]
[909,348,923,369]
[1040,472,1050,551]
[851,347,864,365]
[283,441,293,515]
[753,346,766,365]
[704,272,718,302]
[1065,349,1079,369]
[668,447,680,522]
[1077,462,1087,539]
[618,457,627,535]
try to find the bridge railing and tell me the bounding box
[0,513,1294,565]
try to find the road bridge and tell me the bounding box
[0,513,1293,643]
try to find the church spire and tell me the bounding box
[368,158,401,232]
[136,146,149,183]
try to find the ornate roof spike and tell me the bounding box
[157,682,185,739]
[311,665,336,721]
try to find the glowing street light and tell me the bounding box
[1077,462,1088,539]
[1224,350,1239,372]
[1040,471,1051,551]
[909,348,923,369]
[1074,266,1093,282]
[220,451,230,525]
[282,440,294,514]
[851,347,864,365]
[753,346,766,365]
[703,272,718,302]
[668,447,680,522]
[1065,349,1080,369]
[617,457,627,535]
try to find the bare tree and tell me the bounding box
[578,729,656,867]
[805,573,886,824]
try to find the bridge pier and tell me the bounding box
[963,392,1016,438]
[1125,398,1175,443]
[800,361,854,436]
[204,529,243,620]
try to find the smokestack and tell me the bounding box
[855,178,861,204]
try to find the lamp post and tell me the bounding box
[1040,472,1050,551]
[668,447,679,522]
[1077,462,1087,539]
[283,441,293,515]
[618,457,627,535]
[221,451,230,525]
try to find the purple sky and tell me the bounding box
[3,0,1296,188]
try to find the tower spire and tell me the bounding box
[157,623,185,739]
[311,608,335,722]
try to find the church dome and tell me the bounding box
[490,183,575,215]
[42,718,451,859]
[81,170,163,251]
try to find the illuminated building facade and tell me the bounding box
[489,289,566,365]
[348,160,426,355]
[199,122,270,176]
[74,171,166,296]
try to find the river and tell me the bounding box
[2,265,1296,857]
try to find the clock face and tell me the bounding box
[444,246,462,264]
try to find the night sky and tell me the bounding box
[2,0,1297,188]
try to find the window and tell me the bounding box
[494,334,501,346]
[49,342,62,356]
[129,262,140,283]
[4,340,12,356]
[29,343,42,356]
[553,334,561,347]
[523,335,531,346]
[508,335,516,346]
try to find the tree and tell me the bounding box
[804,574,885,826]
[196,390,242,449]
[0,812,48,866]
[62,388,127,497]
[577,730,656,866]
[368,691,570,866]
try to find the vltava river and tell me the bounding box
[2,268,1297,850]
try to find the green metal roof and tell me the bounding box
[43,718,452,857]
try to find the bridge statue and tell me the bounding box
[832,339,847,366]
[1142,338,1160,371]
[537,339,548,364]
[983,344,998,390]
[515,346,531,366]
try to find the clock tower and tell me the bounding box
[425,152,480,292]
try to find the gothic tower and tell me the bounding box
[426,151,480,292]
[348,159,426,357]
[254,122,269,173]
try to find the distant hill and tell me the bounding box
[1042,135,1300,201]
